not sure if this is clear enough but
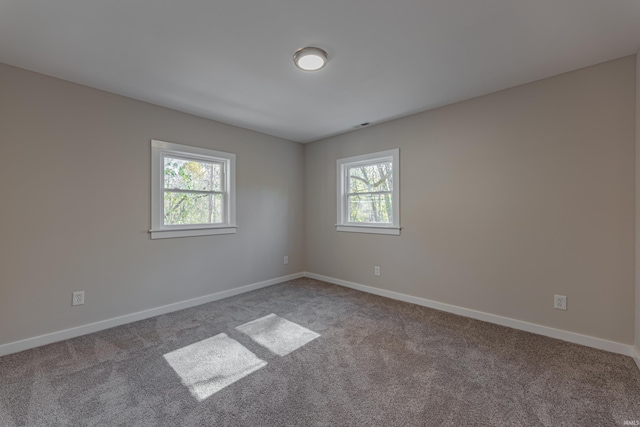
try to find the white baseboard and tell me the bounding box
[0,272,303,357]
[304,272,634,358]
[634,347,640,370]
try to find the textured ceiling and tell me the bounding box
[1,0,639,143]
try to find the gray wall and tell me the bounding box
[0,63,305,346]
[305,56,636,344]
[636,51,640,354]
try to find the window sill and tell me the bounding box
[149,225,237,240]
[335,224,401,235]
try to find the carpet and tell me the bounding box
[1,277,639,426]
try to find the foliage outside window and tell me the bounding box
[163,156,223,225]
[150,140,236,239]
[336,149,400,235]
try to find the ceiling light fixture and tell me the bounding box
[293,47,328,71]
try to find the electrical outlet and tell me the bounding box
[554,295,567,311]
[374,266,380,276]
[72,291,85,306]
[284,256,289,265]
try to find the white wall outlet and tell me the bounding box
[554,295,567,311]
[374,266,380,276]
[72,291,85,306]
[284,256,289,265]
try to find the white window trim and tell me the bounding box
[150,139,236,239]
[336,149,400,236]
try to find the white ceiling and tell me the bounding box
[1,0,639,143]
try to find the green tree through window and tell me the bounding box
[151,139,236,239]
[163,157,224,225]
[347,161,392,223]
[336,149,400,235]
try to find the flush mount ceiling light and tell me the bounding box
[293,47,328,71]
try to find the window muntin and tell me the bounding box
[336,149,400,235]
[151,140,236,239]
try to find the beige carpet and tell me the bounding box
[1,277,639,426]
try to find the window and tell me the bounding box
[150,140,236,239]
[336,149,400,235]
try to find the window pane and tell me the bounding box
[348,162,392,193]
[164,192,223,225]
[164,157,222,191]
[348,193,392,223]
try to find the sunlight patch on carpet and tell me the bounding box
[236,314,320,356]
[163,333,267,401]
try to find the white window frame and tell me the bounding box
[336,149,400,235]
[150,139,236,239]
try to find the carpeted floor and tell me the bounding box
[1,277,639,426]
